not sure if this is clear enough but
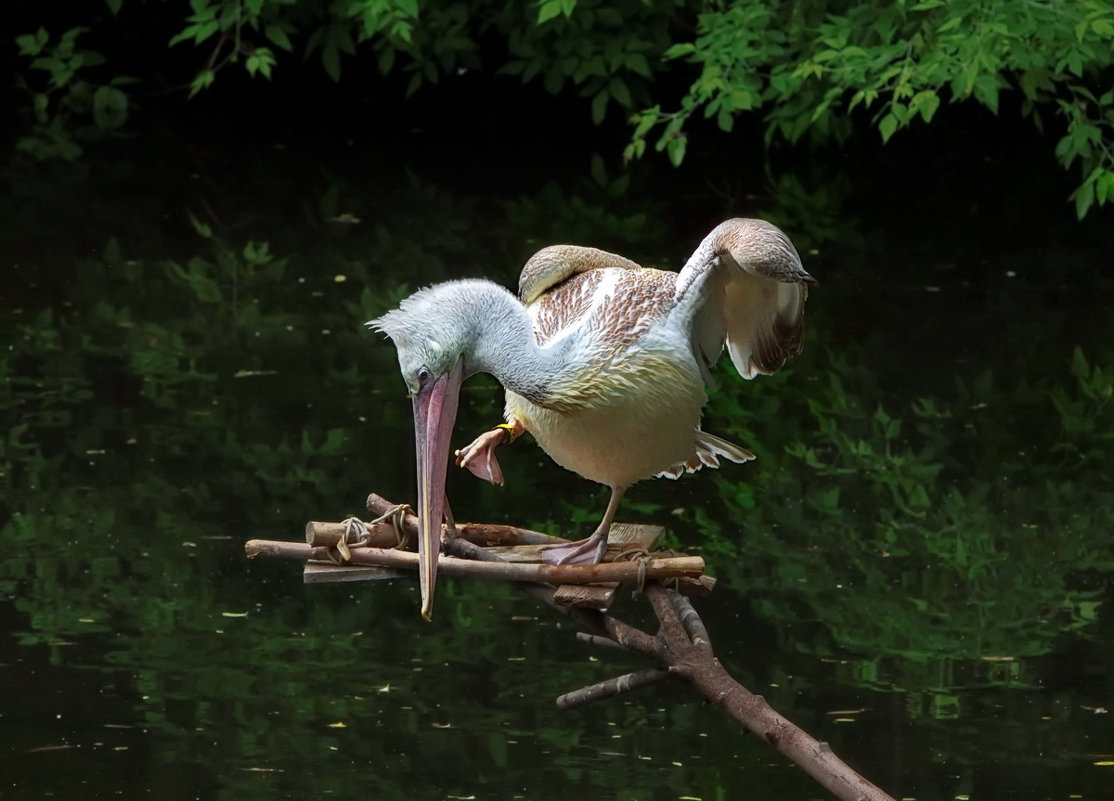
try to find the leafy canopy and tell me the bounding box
[12,0,1114,217]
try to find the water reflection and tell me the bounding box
[2,142,1113,800]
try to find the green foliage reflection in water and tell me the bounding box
[693,342,1112,695]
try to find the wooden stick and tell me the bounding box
[555,668,671,710]
[245,539,705,584]
[305,521,399,547]
[574,631,630,652]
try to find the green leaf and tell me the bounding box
[623,139,645,162]
[16,29,48,56]
[193,20,220,44]
[92,85,128,129]
[188,69,215,97]
[973,75,999,114]
[264,24,292,52]
[589,153,607,187]
[913,90,940,123]
[246,48,275,79]
[879,113,898,142]
[105,0,123,14]
[609,77,631,108]
[1072,179,1094,219]
[321,41,341,82]
[625,53,651,77]
[664,42,696,60]
[168,25,198,47]
[537,1,563,24]
[190,272,222,303]
[102,237,122,264]
[590,89,609,124]
[1096,170,1114,205]
[631,105,659,139]
[937,15,964,33]
[908,483,931,510]
[666,134,687,167]
[1070,347,1090,381]
[1092,19,1114,36]
[187,211,213,239]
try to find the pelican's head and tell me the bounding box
[369,281,494,620]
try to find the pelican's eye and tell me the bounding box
[417,366,432,388]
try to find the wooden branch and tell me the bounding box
[641,584,894,801]
[244,539,704,585]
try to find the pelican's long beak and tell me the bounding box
[412,358,463,621]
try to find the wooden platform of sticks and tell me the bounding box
[245,493,715,608]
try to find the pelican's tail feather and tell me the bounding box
[656,431,755,480]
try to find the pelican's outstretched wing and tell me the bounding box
[673,218,814,383]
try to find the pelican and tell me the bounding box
[371,218,814,619]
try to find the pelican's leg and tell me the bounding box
[540,485,627,565]
[455,419,525,486]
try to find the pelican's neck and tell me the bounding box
[461,281,573,405]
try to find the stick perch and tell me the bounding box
[245,539,704,584]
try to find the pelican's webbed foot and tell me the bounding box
[455,420,524,486]
[539,531,608,565]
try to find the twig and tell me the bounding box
[556,668,671,710]
[513,582,660,657]
[575,632,629,652]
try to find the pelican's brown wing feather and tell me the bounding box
[531,266,677,353]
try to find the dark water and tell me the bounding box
[2,118,1113,801]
